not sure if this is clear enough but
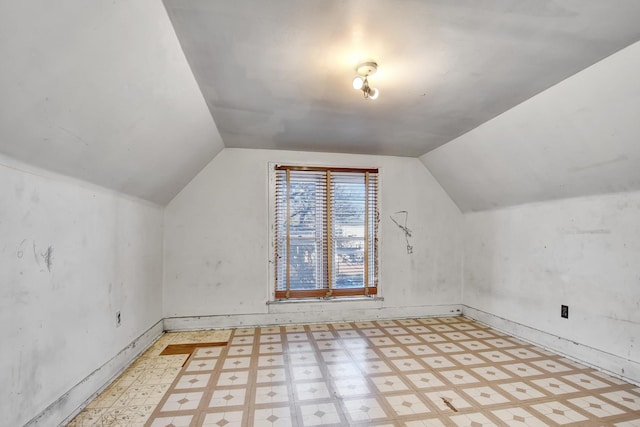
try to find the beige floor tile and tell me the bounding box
[299,402,341,426]
[385,393,432,417]
[253,406,295,427]
[343,397,388,422]
[491,407,549,427]
[530,401,589,424]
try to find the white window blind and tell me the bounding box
[274,165,378,299]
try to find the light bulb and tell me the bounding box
[352,76,364,90]
[369,87,379,100]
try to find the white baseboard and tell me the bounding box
[164,303,462,331]
[25,320,164,427]
[462,305,640,386]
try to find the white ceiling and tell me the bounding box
[1,1,640,206]
[164,0,640,157]
[0,0,223,205]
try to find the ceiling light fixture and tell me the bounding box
[352,61,379,100]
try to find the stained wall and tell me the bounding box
[0,155,163,427]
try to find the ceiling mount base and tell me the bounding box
[355,61,378,77]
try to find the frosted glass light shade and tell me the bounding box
[352,76,364,90]
[369,87,379,100]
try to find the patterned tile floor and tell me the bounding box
[68,329,231,427]
[69,317,640,426]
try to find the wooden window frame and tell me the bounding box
[274,165,379,300]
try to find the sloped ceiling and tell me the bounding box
[421,40,640,212]
[1,1,640,206]
[0,0,224,205]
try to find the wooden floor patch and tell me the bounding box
[159,341,227,356]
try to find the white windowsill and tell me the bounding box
[267,295,385,314]
[267,296,384,305]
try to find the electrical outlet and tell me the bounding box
[116,311,121,327]
[561,305,569,319]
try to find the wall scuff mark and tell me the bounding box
[562,227,612,235]
[42,246,54,272]
[567,154,628,173]
[57,125,90,147]
[390,210,413,254]
[16,239,26,258]
[33,241,40,265]
[15,239,54,271]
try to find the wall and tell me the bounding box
[0,155,164,427]
[421,40,640,212]
[463,191,640,383]
[0,0,225,205]
[164,148,463,328]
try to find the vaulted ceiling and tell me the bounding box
[0,0,224,205]
[1,1,640,207]
[422,40,640,211]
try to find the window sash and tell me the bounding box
[274,165,378,299]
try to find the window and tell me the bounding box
[274,165,378,299]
